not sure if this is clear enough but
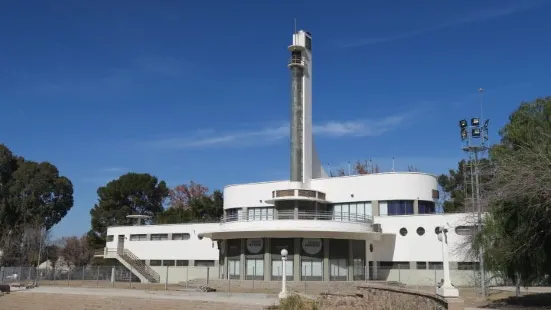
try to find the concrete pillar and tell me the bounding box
[294,201,299,219]
[348,240,354,281]
[242,207,247,220]
[323,239,330,281]
[371,200,380,216]
[264,238,271,281]
[365,240,373,280]
[413,199,419,214]
[240,239,245,280]
[410,261,417,270]
[293,238,300,281]
[223,241,228,279]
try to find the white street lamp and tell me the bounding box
[279,249,289,299]
[436,222,459,298]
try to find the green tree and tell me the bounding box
[437,159,492,213]
[87,173,169,248]
[156,185,223,224]
[0,144,74,266]
[473,97,551,288]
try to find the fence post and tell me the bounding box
[129,265,132,288]
[398,264,401,283]
[82,267,86,281]
[304,265,307,293]
[111,266,115,287]
[185,267,189,289]
[96,266,99,287]
[19,266,22,282]
[165,266,168,290]
[206,267,210,286]
[252,266,255,291]
[67,268,71,287]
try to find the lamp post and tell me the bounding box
[279,249,288,299]
[436,223,459,298]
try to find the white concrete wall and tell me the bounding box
[151,266,218,284]
[224,172,437,209]
[374,213,476,262]
[106,223,219,261]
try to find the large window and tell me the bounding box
[379,200,414,216]
[106,235,114,242]
[333,202,372,222]
[172,233,190,240]
[247,207,274,221]
[226,208,243,221]
[418,201,436,214]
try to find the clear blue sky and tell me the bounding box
[1,0,550,238]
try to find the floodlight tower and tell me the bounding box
[458,87,490,297]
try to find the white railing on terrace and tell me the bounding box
[221,211,372,225]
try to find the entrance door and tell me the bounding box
[117,235,125,253]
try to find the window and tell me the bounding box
[418,201,436,214]
[435,227,441,234]
[416,227,425,236]
[162,260,175,266]
[176,260,189,266]
[332,201,372,222]
[151,234,169,241]
[172,233,190,240]
[457,262,480,270]
[106,235,114,242]
[150,260,162,266]
[195,260,215,267]
[455,226,476,235]
[130,234,147,241]
[386,200,414,215]
[399,228,408,236]
[416,262,427,269]
[429,262,443,270]
[379,262,409,269]
[247,207,274,221]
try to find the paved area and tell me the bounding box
[0,286,279,310]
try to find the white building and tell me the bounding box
[98,30,479,286]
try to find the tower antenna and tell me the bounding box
[294,18,297,34]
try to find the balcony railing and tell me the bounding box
[221,210,371,225]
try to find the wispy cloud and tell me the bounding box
[100,167,127,173]
[340,2,545,48]
[148,114,409,149]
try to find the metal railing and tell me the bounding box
[221,210,372,224]
[115,248,160,283]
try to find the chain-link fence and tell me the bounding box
[0,264,502,295]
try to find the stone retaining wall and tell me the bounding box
[318,284,449,310]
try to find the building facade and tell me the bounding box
[99,30,479,286]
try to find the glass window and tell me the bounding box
[176,260,189,266]
[246,259,264,279]
[379,201,388,216]
[416,262,427,269]
[162,260,175,266]
[419,201,436,214]
[130,234,147,241]
[106,235,114,242]
[386,200,414,215]
[228,259,240,279]
[457,262,480,270]
[334,204,342,221]
[172,233,190,240]
[150,260,162,266]
[455,226,476,235]
[429,262,443,270]
[151,234,168,241]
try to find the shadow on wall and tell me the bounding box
[374,233,397,280]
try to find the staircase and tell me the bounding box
[114,248,160,283]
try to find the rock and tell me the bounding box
[196,285,216,292]
[0,284,10,294]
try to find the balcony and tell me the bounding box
[221,210,370,224]
[199,210,377,240]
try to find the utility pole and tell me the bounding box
[458,88,490,297]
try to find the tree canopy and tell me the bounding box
[0,144,74,266]
[87,173,169,248]
[473,97,551,286]
[156,187,223,224]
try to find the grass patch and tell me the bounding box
[277,294,319,310]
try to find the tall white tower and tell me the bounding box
[288,30,327,184]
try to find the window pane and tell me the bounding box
[379,201,388,216]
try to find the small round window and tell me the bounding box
[417,227,425,236]
[435,227,441,234]
[399,228,408,236]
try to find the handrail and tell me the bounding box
[221,210,372,224]
[116,248,160,283]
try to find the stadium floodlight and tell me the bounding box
[461,128,468,140]
[471,118,480,127]
[472,127,481,138]
[459,119,468,128]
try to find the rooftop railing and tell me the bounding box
[221,210,372,225]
